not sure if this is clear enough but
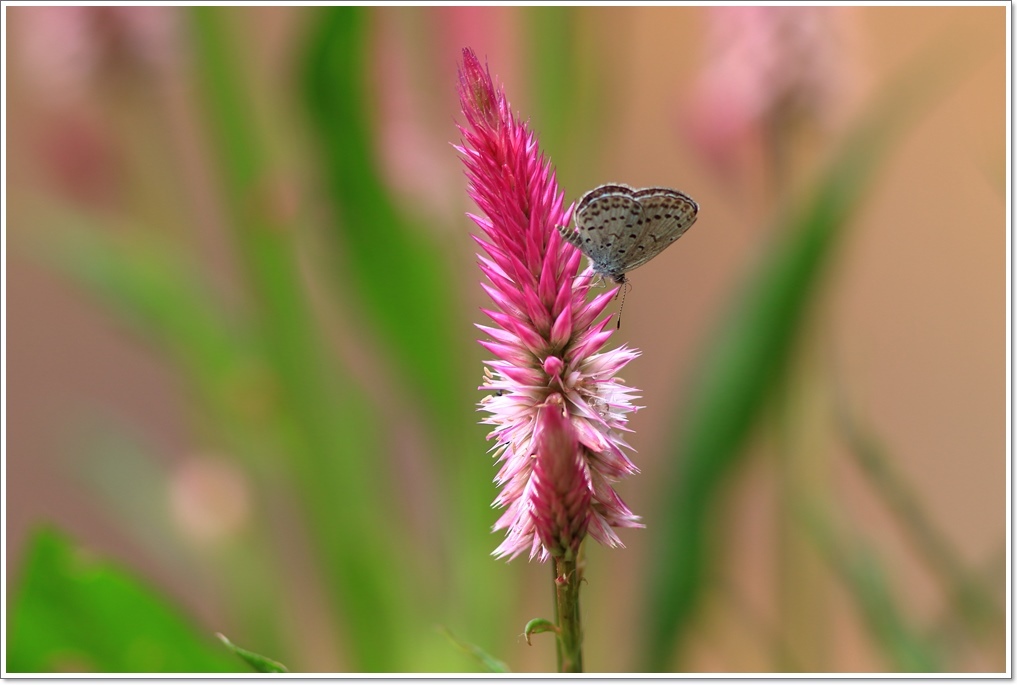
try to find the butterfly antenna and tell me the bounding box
[616,281,632,330]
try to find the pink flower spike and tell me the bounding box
[457,47,643,563]
[531,394,591,560]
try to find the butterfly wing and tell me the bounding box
[619,188,699,273]
[559,184,644,280]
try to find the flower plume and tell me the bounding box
[455,48,643,562]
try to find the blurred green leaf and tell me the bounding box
[26,211,296,478]
[639,38,983,671]
[217,634,289,673]
[528,7,580,166]
[28,213,243,389]
[835,399,1004,635]
[69,417,180,567]
[437,627,510,673]
[800,504,941,672]
[8,528,240,673]
[299,7,512,658]
[927,546,1006,666]
[299,6,468,434]
[642,102,893,674]
[26,214,287,459]
[189,7,415,671]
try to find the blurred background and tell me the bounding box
[5,5,1006,674]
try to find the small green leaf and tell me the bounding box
[437,627,510,673]
[523,618,559,646]
[8,528,239,673]
[217,634,288,673]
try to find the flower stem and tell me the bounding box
[551,563,563,667]
[553,556,583,672]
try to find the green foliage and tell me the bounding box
[836,403,1005,635]
[528,6,580,168]
[8,529,239,673]
[437,627,511,673]
[299,6,467,435]
[641,103,894,673]
[217,634,289,673]
[188,6,416,671]
[639,35,991,672]
[800,504,941,672]
[299,7,512,659]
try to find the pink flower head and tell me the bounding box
[455,48,643,562]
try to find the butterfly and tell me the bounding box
[557,183,699,285]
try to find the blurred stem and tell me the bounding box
[799,500,940,672]
[766,113,831,670]
[772,319,831,671]
[717,575,803,672]
[528,6,577,166]
[300,6,508,658]
[834,400,1004,635]
[188,7,410,670]
[640,30,992,673]
[98,48,291,657]
[927,546,1006,669]
[553,556,583,673]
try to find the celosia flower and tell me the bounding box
[455,48,643,562]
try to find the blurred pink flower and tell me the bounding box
[35,110,123,209]
[169,456,252,545]
[455,48,643,562]
[18,5,180,103]
[683,6,847,175]
[16,6,181,209]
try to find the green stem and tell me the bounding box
[553,556,583,673]
[550,562,563,668]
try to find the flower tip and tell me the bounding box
[457,46,499,130]
[460,46,480,68]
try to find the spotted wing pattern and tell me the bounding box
[559,184,643,282]
[558,183,699,282]
[621,187,698,273]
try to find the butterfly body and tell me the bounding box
[558,183,699,284]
